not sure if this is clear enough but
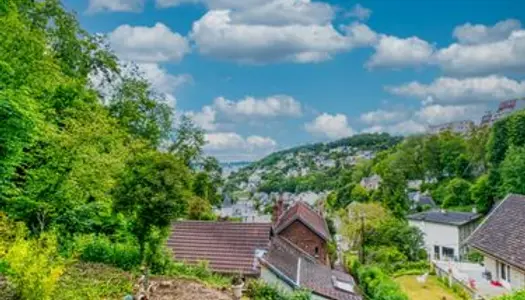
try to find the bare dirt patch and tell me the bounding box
[148,278,233,300]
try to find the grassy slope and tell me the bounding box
[396,275,459,300]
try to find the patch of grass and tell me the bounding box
[395,275,460,300]
[54,262,136,300]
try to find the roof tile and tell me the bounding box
[168,221,271,275]
[467,194,525,271]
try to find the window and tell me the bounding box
[442,247,455,259]
[434,246,440,260]
[500,262,511,283]
[314,247,319,257]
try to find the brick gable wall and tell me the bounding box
[278,220,329,266]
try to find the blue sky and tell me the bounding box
[64,0,525,161]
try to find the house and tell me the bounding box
[428,120,474,135]
[408,210,481,261]
[168,221,271,275]
[273,200,331,266]
[408,191,436,210]
[466,194,525,291]
[360,174,381,191]
[260,236,361,300]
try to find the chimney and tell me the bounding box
[272,195,284,223]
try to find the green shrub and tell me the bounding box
[355,265,408,300]
[74,235,141,271]
[246,280,312,300]
[496,289,525,300]
[4,233,65,300]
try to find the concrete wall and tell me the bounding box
[409,220,460,260]
[279,220,329,265]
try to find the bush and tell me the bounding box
[246,280,312,300]
[3,233,65,300]
[496,290,525,300]
[355,266,408,300]
[74,235,141,271]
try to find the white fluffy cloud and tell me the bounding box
[435,30,525,74]
[305,113,354,139]
[415,104,487,125]
[88,0,144,12]
[214,95,302,118]
[185,106,217,131]
[387,75,525,105]
[367,35,434,68]
[108,23,190,63]
[158,0,334,26]
[185,94,302,131]
[362,120,426,136]
[345,4,372,21]
[204,132,277,160]
[190,10,354,64]
[453,19,521,45]
[360,109,408,124]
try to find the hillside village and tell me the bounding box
[2,1,525,300]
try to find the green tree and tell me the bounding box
[109,76,172,147]
[350,185,370,203]
[443,178,472,208]
[500,146,525,195]
[470,175,493,213]
[170,115,205,167]
[113,151,191,263]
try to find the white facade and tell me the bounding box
[409,220,477,261]
[483,255,525,291]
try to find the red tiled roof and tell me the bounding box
[274,201,331,241]
[261,236,361,300]
[168,221,271,275]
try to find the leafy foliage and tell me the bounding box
[246,280,312,300]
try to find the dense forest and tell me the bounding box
[0,1,223,298]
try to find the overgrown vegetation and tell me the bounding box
[0,0,226,298]
[246,280,312,300]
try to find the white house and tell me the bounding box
[360,174,381,191]
[467,194,525,291]
[408,210,481,261]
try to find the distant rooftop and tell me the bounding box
[407,210,481,226]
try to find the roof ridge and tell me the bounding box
[464,193,520,246]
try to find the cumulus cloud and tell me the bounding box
[305,113,354,139]
[158,0,334,26]
[415,104,487,125]
[137,63,192,95]
[362,120,426,136]
[214,95,302,118]
[345,4,372,21]
[204,132,277,161]
[88,0,144,12]
[185,94,302,131]
[185,106,217,131]
[108,23,190,63]
[360,109,408,124]
[387,75,525,105]
[190,10,351,64]
[453,19,521,45]
[435,30,525,74]
[367,35,434,68]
